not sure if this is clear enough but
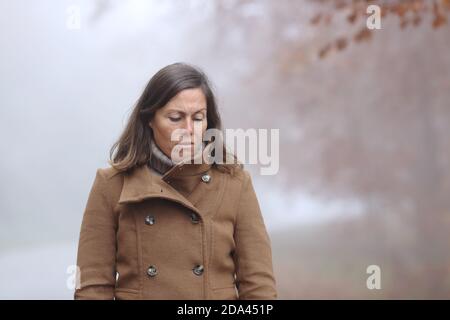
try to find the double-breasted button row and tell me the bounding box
[145,215,155,225]
[147,265,158,277]
[193,264,204,276]
[145,213,200,225]
[166,172,210,185]
[146,264,204,277]
[190,212,200,224]
[201,173,211,183]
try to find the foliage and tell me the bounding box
[311,0,450,58]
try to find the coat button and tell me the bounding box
[145,215,155,225]
[147,265,158,277]
[190,213,200,224]
[193,264,204,276]
[201,174,211,183]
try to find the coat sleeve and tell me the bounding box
[74,168,118,300]
[233,170,278,300]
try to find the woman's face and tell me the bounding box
[149,87,208,161]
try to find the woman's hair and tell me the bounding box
[108,62,241,174]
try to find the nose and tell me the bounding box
[184,118,194,135]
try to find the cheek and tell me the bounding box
[152,121,171,146]
[154,119,173,138]
[161,122,189,147]
[200,119,208,132]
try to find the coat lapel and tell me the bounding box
[118,143,226,220]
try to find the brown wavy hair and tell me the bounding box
[108,62,241,174]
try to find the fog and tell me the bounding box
[1,0,449,299]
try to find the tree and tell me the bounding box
[311,0,450,58]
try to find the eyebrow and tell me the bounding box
[166,107,207,114]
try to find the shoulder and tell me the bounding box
[212,164,252,191]
[92,166,125,202]
[97,166,124,181]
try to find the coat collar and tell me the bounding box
[118,143,215,215]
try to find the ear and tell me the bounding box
[148,120,153,129]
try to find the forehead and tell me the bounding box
[164,88,207,112]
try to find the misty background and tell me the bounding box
[1,0,449,299]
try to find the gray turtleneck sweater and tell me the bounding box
[148,139,208,176]
[148,139,175,176]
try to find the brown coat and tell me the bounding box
[74,160,277,300]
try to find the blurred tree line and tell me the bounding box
[210,0,450,298]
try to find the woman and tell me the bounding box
[74,62,277,300]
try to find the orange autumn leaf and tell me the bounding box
[354,28,372,42]
[336,37,348,50]
[319,43,332,59]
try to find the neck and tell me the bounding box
[148,139,175,176]
[148,140,208,176]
